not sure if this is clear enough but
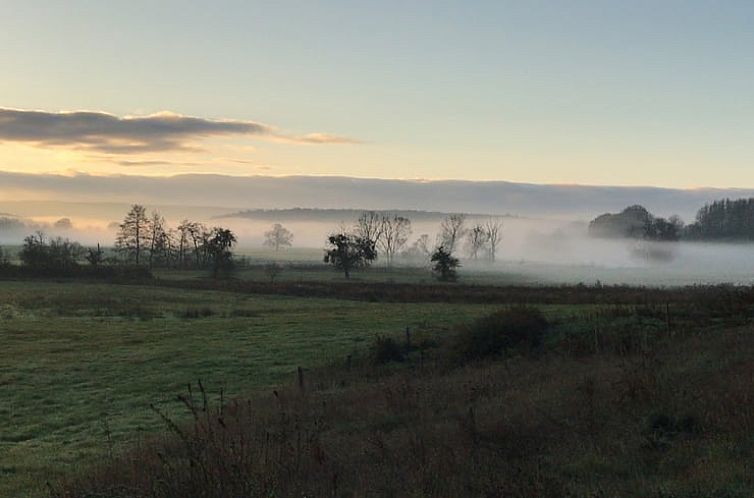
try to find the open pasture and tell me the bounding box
[0,280,517,496]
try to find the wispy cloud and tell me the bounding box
[273,133,363,145]
[0,108,358,154]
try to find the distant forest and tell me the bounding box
[590,197,754,242]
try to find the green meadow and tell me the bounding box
[0,280,510,497]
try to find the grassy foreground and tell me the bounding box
[53,302,754,498]
[0,280,505,497]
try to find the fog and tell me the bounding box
[2,200,754,287]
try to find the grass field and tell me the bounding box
[0,280,532,497]
[48,284,754,498]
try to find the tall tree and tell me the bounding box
[466,224,487,260]
[206,227,237,277]
[439,214,466,254]
[116,204,149,264]
[263,223,294,251]
[176,220,193,268]
[406,234,432,266]
[180,220,209,267]
[379,215,411,267]
[146,211,171,268]
[355,211,385,250]
[484,218,503,262]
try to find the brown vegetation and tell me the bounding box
[52,302,754,498]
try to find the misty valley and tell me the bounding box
[3,196,754,497]
[5,3,754,496]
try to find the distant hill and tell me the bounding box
[216,208,519,223]
[4,171,754,221]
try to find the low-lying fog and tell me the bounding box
[2,202,754,286]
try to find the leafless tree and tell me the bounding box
[466,224,487,260]
[406,233,432,266]
[176,220,193,268]
[355,211,385,247]
[177,220,209,267]
[439,214,466,254]
[379,215,412,267]
[484,218,503,262]
[146,211,171,268]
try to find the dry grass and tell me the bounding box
[52,309,754,498]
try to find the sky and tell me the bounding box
[2,0,754,188]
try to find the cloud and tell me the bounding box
[0,108,358,154]
[115,159,202,168]
[274,133,362,145]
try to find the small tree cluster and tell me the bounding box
[19,232,83,271]
[354,211,412,268]
[115,205,237,273]
[589,205,683,242]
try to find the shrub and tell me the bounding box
[431,246,460,282]
[644,412,701,450]
[452,306,549,363]
[370,335,405,364]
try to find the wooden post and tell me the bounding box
[405,326,411,350]
[593,327,600,355]
[297,366,304,391]
[665,303,672,338]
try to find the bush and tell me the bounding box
[370,335,405,364]
[452,306,549,363]
[644,412,701,450]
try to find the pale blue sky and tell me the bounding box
[2,0,754,187]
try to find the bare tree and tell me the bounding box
[146,211,170,268]
[406,234,432,266]
[177,220,207,268]
[439,214,466,254]
[466,224,487,260]
[263,223,294,251]
[484,218,503,262]
[379,215,412,267]
[116,204,149,264]
[181,221,209,267]
[355,211,384,248]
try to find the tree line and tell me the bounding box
[1,204,504,282]
[114,205,237,276]
[685,198,754,241]
[590,197,754,242]
[3,205,239,278]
